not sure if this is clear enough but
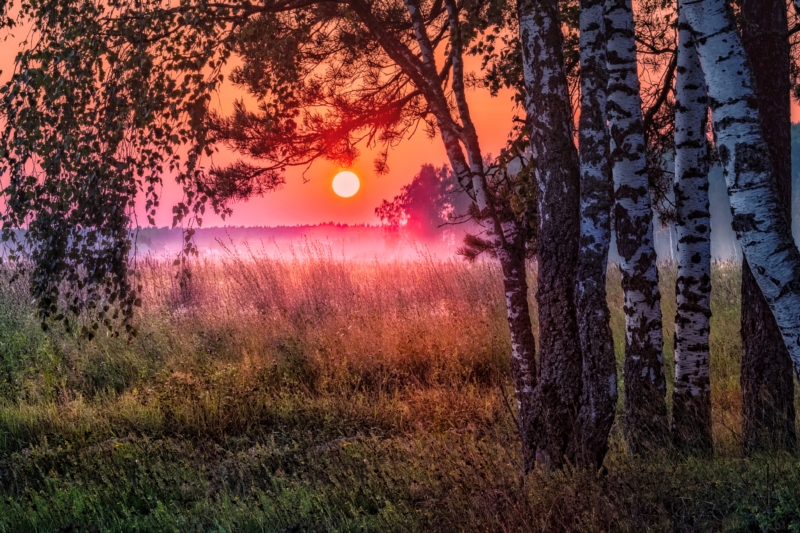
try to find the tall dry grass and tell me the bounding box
[1,244,798,533]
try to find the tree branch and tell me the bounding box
[643,50,677,133]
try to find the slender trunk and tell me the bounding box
[574,0,617,470]
[518,0,583,469]
[356,0,540,470]
[605,0,668,454]
[680,0,800,378]
[672,15,712,454]
[441,0,539,467]
[739,0,796,454]
[496,218,539,471]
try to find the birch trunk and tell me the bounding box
[355,0,541,470]
[671,17,712,454]
[605,0,668,453]
[442,0,539,467]
[518,0,583,468]
[574,0,617,469]
[496,218,539,471]
[739,0,796,454]
[680,0,800,381]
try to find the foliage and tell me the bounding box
[0,0,246,334]
[375,164,470,244]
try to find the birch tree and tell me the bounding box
[680,0,800,379]
[574,0,617,468]
[671,14,712,454]
[739,0,796,454]
[517,0,583,469]
[605,0,668,453]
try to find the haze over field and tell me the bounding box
[135,162,798,263]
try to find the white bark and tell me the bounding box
[680,0,800,377]
[672,13,712,450]
[673,20,711,400]
[606,0,668,450]
[575,0,617,468]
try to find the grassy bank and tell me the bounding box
[0,246,798,532]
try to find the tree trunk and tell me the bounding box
[574,0,618,470]
[671,14,712,454]
[518,0,583,469]
[340,0,542,471]
[739,0,796,455]
[496,219,539,471]
[680,0,800,380]
[605,0,668,454]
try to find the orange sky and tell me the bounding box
[1,24,798,228]
[170,60,518,227]
[0,27,518,227]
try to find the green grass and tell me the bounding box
[0,247,798,532]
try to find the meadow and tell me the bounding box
[0,243,798,532]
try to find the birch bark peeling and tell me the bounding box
[605,0,668,453]
[518,0,583,468]
[574,0,617,469]
[680,0,800,378]
[671,15,712,454]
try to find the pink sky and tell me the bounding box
[2,25,798,228]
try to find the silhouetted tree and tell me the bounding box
[375,164,468,244]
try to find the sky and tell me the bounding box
[173,63,517,227]
[0,27,517,227]
[2,22,799,229]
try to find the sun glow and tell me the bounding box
[332,171,360,198]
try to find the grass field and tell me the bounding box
[1,244,799,532]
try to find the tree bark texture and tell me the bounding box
[574,0,618,470]
[496,218,539,471]
[739,0,796,454]
[605,0,668,454]
[680,0,800,381]
[672,15,713,454]
[518,0,583,469]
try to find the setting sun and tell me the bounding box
[332,171,360,198]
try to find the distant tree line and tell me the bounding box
[135,224,386,254]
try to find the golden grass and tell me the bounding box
[1,245,796,533]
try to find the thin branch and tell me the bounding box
[643,50,677,133]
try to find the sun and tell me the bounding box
[332,171,360,198]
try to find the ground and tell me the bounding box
[1,247,799,532]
